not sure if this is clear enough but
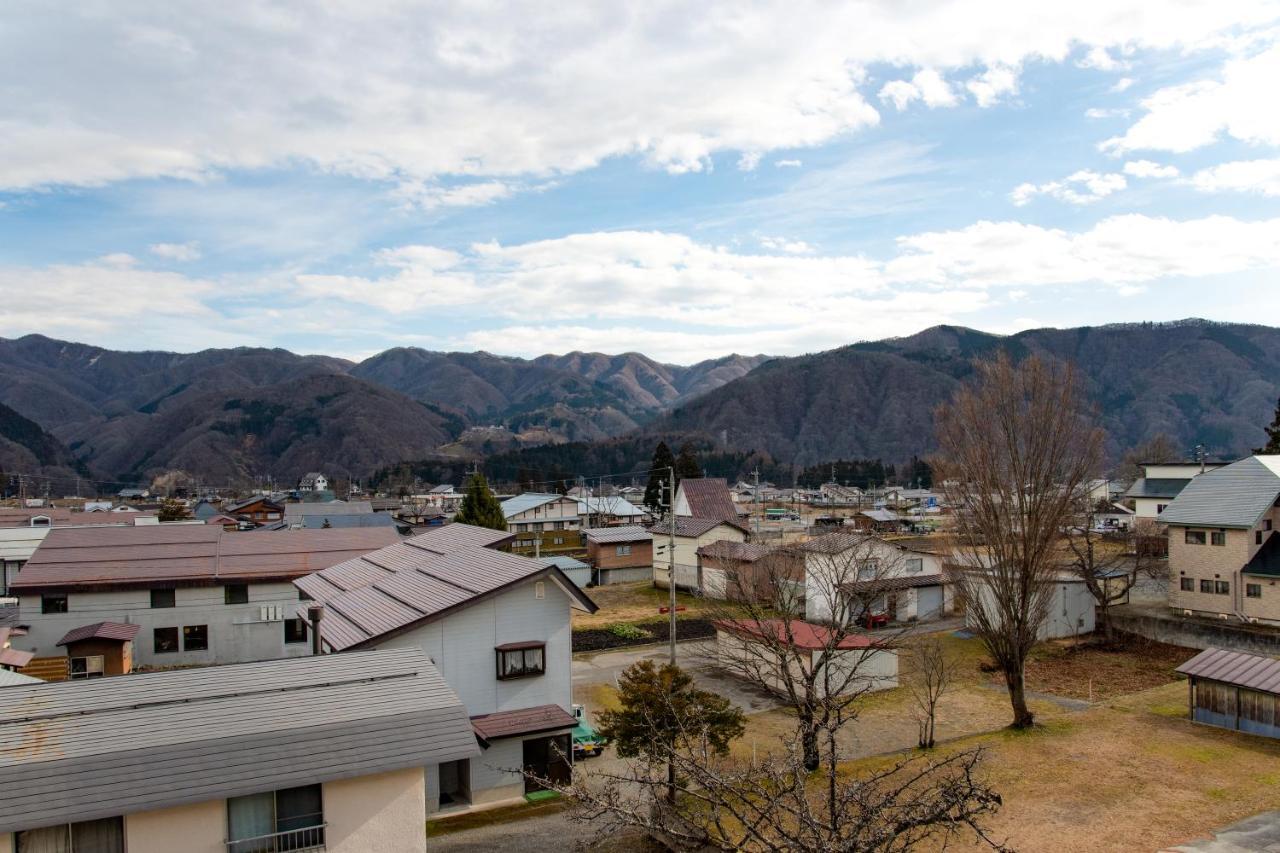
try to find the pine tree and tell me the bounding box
[675,442,702,482]
[643,441,676,512]
[1256,397,1280,454]
[454,472,508,531]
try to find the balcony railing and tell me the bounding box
[226,824,327,853]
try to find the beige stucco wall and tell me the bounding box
[1168,509,1280,623]
[324,766,426,853]
[125,797,224,853]
[652,526,746,588]
[0,832,10,852]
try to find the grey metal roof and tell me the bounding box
[285,501,375,517]
[501,493,569,518]
[1158,456,1280,529]
[584,525,652,544]
[541,555,589,572]
[0,648,478,834]
[289,513,400,529]
[1125,478,1193,499]
[1176,647,1280,694]
[295,523,595,651]
[646,517,746,538]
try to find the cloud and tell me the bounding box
[1010,170,1126,206]
[1190,158,1280,196]
[758,236,815,254]
[392,180,519,210]
[0,4,1273,191]
[774,159,803,168]
[1123,160,1179,178]
[148,241,202,261]
[1084,107,1130,119]
[877,68,958,110]
[1110,77,1135,93]
[1076,46,1131,71]
[737,151,763,172]
[1103,41,1280,153]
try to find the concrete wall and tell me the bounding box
[325,767,426,853]
[597,566,651,585]
[125,797,224,853]
[13,581,311,666]
[1112,610,1280,655]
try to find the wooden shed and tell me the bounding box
[1177,647,1280,739]
[56,621,141,678]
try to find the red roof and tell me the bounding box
[678,478,740,526]
[0,647,33,669]
[57,622,142,646]
[470,703,577,742]
[714,618,884,650]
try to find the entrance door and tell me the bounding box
[522,735,573,793]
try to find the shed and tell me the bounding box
[1177,647,1280,739]
[57,621,140,677]
[583,525,653,584]
[541,555,591,589]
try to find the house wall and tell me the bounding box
[324,767,426,853]
[1133,497,1174,520]
[1168,509,1280,623]
[652,527,746,590]
[14,580,311,667]
[124,797,224,853]
[506,497,582,533]
[965,577,1095,640]
[803,539,949,625]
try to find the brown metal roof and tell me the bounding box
[647,517,746,538]
[0,508,158,528]
[57,622,142,646]
[842,573,946,593]
[1176,647,1280,694]
[678,478,740,525]
[470,703,576,742]
[296,523,595,652]
[714,618,885,650]
[0,647,33,669]
[10,525,401,592]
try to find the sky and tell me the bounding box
[2,2,1280,364]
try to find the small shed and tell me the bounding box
[56,622,141,678]
[541,555,591,589]
[1177,647,1280,739]
[583,526,653,584]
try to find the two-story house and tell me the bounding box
[8,524,399,668]
[800,533,952,626]
[1161,455,1280,624]
[293,523,597,814]
[1125,460,1227,520]
[649,517,749,591]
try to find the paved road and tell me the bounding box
[1165,810,1280,851]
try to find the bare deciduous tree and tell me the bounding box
[1064,514,1160,644]
[936,353,1103,729]
[908,636,952,749]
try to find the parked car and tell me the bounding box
[859,611,890,629]
[572,704,608,759]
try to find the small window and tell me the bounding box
[69,655,105,679]
[41,594,67,614]
[1247,583,1262,598]
[224,584,249,605]
[1268,520,1274,531]
[857,560,879,581]
[553,536,564,545]
[1180,577,1194,592]
[154,627,179,653]
[1258,530,1264,545]
[150,588,176,608]
[1200,579,1213,594]
[496,643,546,680]
[905,557,924,574]
[17,817,124,852]
[183,624,209,651]
[1157,504,1168,513]
[1185,530,1206,545]
[535,581,545,599]
[1211,531,1226,546]
[284,618,308,645]
[1215,580,1230,596]
[615,544,632,556]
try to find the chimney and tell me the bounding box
[308,604,325,655]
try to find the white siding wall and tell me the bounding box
[14,581,310,666]
[804,540,950,625]
[652,527,746,590]
[966,578,1095,640]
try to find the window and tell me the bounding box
[553,536,564,545]
[69,655,105,679]
[615,544,632,556]
[1215,580,1230,595]
[16,816,124,853]
[1200,579,1213,594]
[1180,577,1195,592]
[183,624,208,651]
[1211,531,1226,546]
[533,522,544,533]
[284,617,308,645]
[227,785,324,853]
[1258,530,1265,545]
[150,588,175,608]
[535,581,545,599]
[1247,583,1262,599]
[1185,530,1206,545]
[905,557,924,574]
[224,584,249,605]
[857,560,879,581]
[41,594,68,614]
[496,642,546,679]
[1157,504,1168,514]
[154,627,179,654]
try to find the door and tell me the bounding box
[917,585,944,620]
[523,735,573,793]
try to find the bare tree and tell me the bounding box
[1064,513,1160,644]
[1117,432,1180,482]
[908,636,952,749]
[936,353,1103,729]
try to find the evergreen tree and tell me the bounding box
[454,472,508,531]
[1256,397,1280,454]
[675,442,702,482]
[643,441,675,512]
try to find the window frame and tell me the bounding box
[154,626,180,654]
[1199,579,1213,594]
[905,557,924,574]
[1180,577,1194,592]
[69,654,105,679]
[615,544,632,556]
[1247,583,1263,599]
[41,594,68,614]
[182,624,209,651]
[1210,531,1227,546]
[284,617,308,645]
[150,588,176,609]
[1215,580,1230,596]
[1184,530,1207,546]
[224,584,249,605]
[495,642,547,680]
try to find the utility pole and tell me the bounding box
[752,467,760,535]
[668,466,677,665]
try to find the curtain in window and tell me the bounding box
[524,646,544,673]
[228,791,274,845]
[16,825,70,853]
[70,817,123,853]
[502,650,524,677]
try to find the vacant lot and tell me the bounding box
[573,581,714,630]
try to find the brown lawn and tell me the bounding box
[1023,636,1194,701]
[573,581,715,630]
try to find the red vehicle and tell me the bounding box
[859,611,890,629]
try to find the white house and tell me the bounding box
[294,523,599,814]
[8,524,399,667]
[501,492,647,535]
[799,533,952,626]
[299,471,329,492]
[1124,461,1226,520]
[649,517,749,591]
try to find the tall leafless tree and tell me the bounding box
[936,353,1103,729]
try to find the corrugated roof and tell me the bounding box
[1125,477,1193,499]
[1176,647,1280,694]
[10,525,401,592]
[646,517,746,538]
[842,573,946,593]
[860,509,902,523]
[56,622,141,646]
[678,478,739,525]
[285,501,375,517]
[713,618,884,650]
[584,525,652,544]
[0,647,33,669]
[288,513,399,529]
[697,541,773,562]
[0,508,157,529]
[1158,456,1280,529]
[575,496,647,517]
[0,648,478,834]
[0,669,40,688]
[471,703,576,742]
[295,523,595,651]
[501,493,570,518]
[542,556,589,571]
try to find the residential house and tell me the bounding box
[1125,460,1227,520]
[583,526,653,584]
[854,508,908,533]
[714,618,898,697]
[8,524,399,668]
[298,472,329,492]
[1160,455,1280,625]
[674,477,740,526]
[0,649,477,853]
[649,517,748,591]
[116,488,148,500]
[294,523,597,813]
[0,626,33,673]
[56,621,139,679]
[957,566,1095,639]
[500,492,646,557]
[0,510,160,594]
[696,540,803,604]
[282,500,402,531]
[223,495,286,527]
[799,533,952,626]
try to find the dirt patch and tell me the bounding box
[1022,634,1194,701]
[573,581,714,630]
[573,618,717,652]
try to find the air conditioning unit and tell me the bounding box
[1219,613,1230,621]
[259,605,283,622]
[1183,609,1193,617]
[1249,617,1260,624]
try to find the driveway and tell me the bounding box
[1165,811,1280,852]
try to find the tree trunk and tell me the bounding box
[801,715,820,772]
[1098,603,1114,646]
[1006,666,1035,729]
[667,759,676,804]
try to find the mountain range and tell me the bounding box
[1,319,1278,491]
